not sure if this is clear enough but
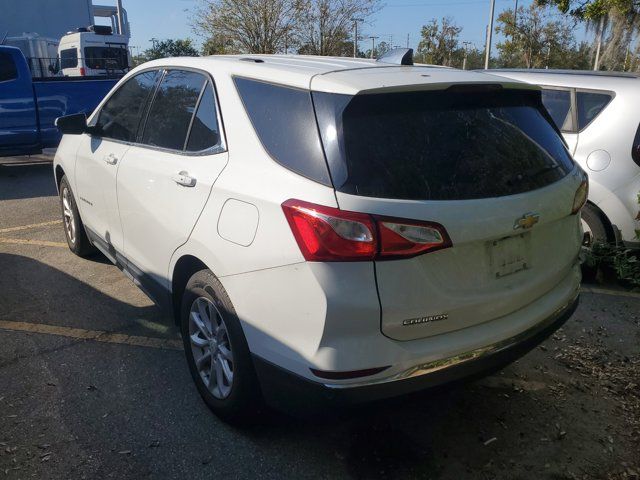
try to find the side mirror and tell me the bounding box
[55,113,87,135]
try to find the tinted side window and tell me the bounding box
[60,49,78,69]
[186,83,221,152]
[0,52,18,82]
[541,89,572,131]
[94,70,160,142]
[577,91,612,130]
[234,77,331,186]
[142,70,205,151]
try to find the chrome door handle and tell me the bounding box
[172,171,196,187]
[103,153,118,165]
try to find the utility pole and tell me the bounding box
[462,41,472,69]
[351,18,363,57]
[593,16,605,70]
[484,0,496,69]
[406,33,410,48]
[150,37,158,49]
[369,36,379,58]
[513,0,518,29]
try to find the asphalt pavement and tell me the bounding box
[1,158,639,480]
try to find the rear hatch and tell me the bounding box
[312,81,584,341]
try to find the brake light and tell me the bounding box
[281,199,452,261]
[572,179,589,214]
[79,67,86,76]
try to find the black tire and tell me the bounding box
[180,269,262,423]
[581,203,611,247]
[59,175,96,257]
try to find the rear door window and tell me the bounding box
[93,69,161,142]
[141,70,206,151]
[314,88,575,201]
[541,88,573,131]
[0,52,17,81]
[60,48,78,69]
[576,91,612,131]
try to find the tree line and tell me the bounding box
[132,0,640,72]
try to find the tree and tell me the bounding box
[142,39,199,60]
[201,34,237,55]
[415,17,464,66]
[296,0,380,56]
[538,0,639,70]
[495,4,577,68]
[193,0,303,54]
[363,40,390,59]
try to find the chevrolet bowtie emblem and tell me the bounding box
[514,213,540,230]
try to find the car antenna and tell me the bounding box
[376,48,413,66]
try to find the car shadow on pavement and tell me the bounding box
[0,163,57,201]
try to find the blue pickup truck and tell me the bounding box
[0,45,119,157]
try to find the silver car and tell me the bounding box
[490,69,640,247]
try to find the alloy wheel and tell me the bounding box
[189,297,234,399]
[62,187,76,244]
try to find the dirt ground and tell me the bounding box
[1,158,639,479]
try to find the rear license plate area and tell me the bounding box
[490,233,530,278]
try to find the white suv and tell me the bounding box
[54,52,586,420]
[490,69,640,247]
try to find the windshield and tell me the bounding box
[313,88,574,201]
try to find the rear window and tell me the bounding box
[84,46,128,71]
[234,77,331,186]
[0,51,18,81]
[576,91,612,131]
[313,88,575,201]
[60,48,78,69]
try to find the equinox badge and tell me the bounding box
[513,213,540,230]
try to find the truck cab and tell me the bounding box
[58,26,129,77]
[0,45,119,157]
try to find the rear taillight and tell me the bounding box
[282,199,452,262]
[572,179,589,214]
[79,67,86,76]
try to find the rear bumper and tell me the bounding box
[253,295,579,410]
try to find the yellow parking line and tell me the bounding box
[0,220,62,234]
[0,320,182,351]
[581,286,640,299]
[0,238,67,248]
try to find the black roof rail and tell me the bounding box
[377,48,413,66]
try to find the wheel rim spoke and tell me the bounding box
[190,331,208,348]
[190,311,210,340]
[196,349,212,370]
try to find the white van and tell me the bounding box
[58,26,129,77]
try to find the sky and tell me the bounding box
[120,0,591,57]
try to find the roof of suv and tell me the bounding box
[140,54,534,95]
[486,68,640,93]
